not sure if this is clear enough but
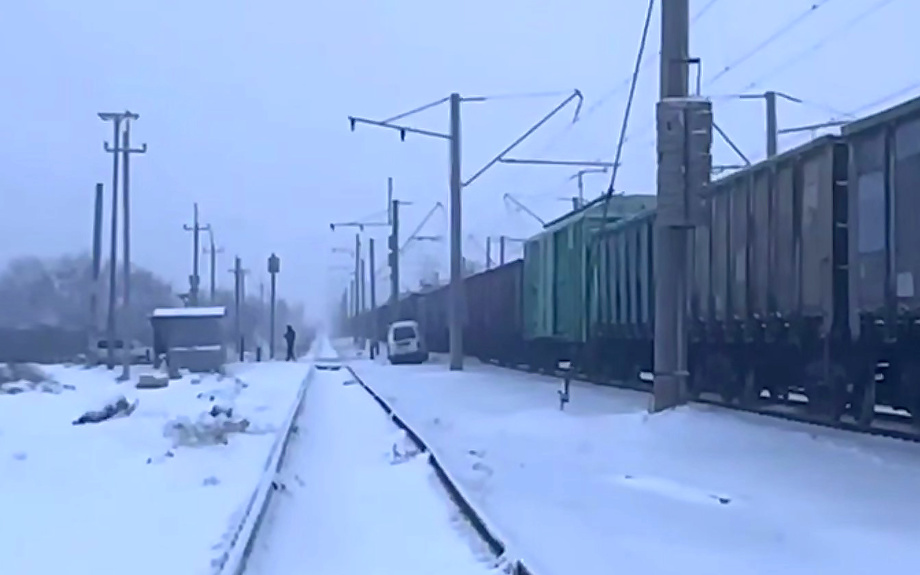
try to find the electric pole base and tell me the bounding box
[651,373,686,412]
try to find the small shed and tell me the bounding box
[150,306,227,373]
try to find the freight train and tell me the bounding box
[344,94,920,430]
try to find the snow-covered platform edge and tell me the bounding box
[345,364,538,575]
[213,362,317,575]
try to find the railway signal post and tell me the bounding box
[653,0,713,412]
[268,253,280,359]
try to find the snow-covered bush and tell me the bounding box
[0,363,69,395]
[163,407,251,448]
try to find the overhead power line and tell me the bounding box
[691,0,723,23]
[619,0,842,154]
[847,81,920,117]
[533,0,723,156]
[741,0,900,91]
[603,0,655,197]
[707,0,836,86]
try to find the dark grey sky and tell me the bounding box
[1,0,913,318]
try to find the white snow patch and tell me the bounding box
[0,361,311,575]
[349,352,920,575]
[151,306,226,318]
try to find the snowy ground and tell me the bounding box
[0,360,312,575]
[243,356,501,575]
[343,345,920,575]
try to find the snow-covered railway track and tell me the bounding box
[237,358,506,575]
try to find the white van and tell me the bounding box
[386,320,429,365]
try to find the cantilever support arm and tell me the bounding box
[503,193,546,226]
[463,89,584,188]
[499,158,617,168]
[777,120,848,135]
[712,122,751,166]
[382,97,451,124]
[348,116,450,140]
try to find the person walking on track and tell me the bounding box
[284,325,296,361]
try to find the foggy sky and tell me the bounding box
[1,0,914,320]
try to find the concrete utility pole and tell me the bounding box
[447,93,464,370]
[111,116,147,381]
[229,256,250,360]
[97,113,123,369]
[387,177,394,224]
[653,0,713,411]
[204,228,224,303]
[349,90,583,370]
[765,90,778,158]
[354,234,361,317]
[359,257,367,313]
[735,90,802,158]
[183,203,210,306]
[368,238,378,358]
[389,198,400,322]
[90,183,104,336]
[267,253,280,359]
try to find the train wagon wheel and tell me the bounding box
[897,361,920,428]
[803,360,848,422]
[698,353,736,404]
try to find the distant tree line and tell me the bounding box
[0,253,311,349]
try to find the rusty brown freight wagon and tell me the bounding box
[843,95,920,423]
[689,135,851,418]
[587,135,853,419]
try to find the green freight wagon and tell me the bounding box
[521,194,655,360]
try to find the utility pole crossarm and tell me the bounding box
[104,142,148,154]
[329,221,390,231]
[348,116,450,140]
[736,90,802,104]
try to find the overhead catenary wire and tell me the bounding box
[706,0,836,86]
[740,0,901,92]
[602,0,655,201]
[691,0,723,23]
[472,90,574,101]
[847,80,920,117]
[617,0,841,158]
[794,97,856,120]
[532,0,724,157]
